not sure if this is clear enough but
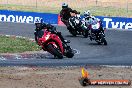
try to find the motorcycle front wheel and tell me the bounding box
[100,34,107,45]
[65,47,74,58]
[82,30,88,38]
[47,44,63,59]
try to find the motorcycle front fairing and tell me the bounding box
[38,30,64,54]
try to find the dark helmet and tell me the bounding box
[71,10,80,14]
[62,3,68,9]
[35,18,43,30]
[35,18,43,24]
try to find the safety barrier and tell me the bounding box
[0,10,58,24]
[96,16,132,29]
[0,10,132,29]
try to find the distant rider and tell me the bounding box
[83,10,95,24]
[60,3,73,26]
[83,10,103,30]
[82,10,105,40]
[68,10,88,31]
[34,18,69,44]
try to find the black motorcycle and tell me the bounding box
[68,15,88,38]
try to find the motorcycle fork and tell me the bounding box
[63,43,71,53]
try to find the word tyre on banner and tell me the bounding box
[96,16,132,29]
[58,15,132,29]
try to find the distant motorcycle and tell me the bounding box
[37,29,74,59]
[87,20,107,45]
[68,14,88,38]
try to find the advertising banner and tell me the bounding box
[0,10,131,29]
[0,10,58,24]
[58,15,132,29]
[96,16,132,29]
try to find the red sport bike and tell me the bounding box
[36,29,74,59]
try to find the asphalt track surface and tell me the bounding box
[0,22,132,66]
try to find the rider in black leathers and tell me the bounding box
[60,3,73,26]
[68,10,88,31]
[60,3,81,31]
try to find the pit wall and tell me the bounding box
[0,10,132,29]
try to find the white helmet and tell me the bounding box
[84,10,91,18]
[76,14,81,19]
[62,3,68,8]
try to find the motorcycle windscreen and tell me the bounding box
[91,22,101,33]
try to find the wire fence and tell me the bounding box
[0,0,132,17]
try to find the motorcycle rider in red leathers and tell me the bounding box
[34,18,69,44]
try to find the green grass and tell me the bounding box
[0,36,40,53]
[0,4,132,17]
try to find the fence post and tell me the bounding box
[126,0,128,17]
[96,0,98,5]
[7,0,8,4]
[6,0,8,9]
[36,0,37,8]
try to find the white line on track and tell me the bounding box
[73,49,80,54]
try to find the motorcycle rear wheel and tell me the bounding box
[69,29,77,37]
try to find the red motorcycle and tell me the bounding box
[37,29,74,59]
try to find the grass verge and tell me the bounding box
[0,35,40,53]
